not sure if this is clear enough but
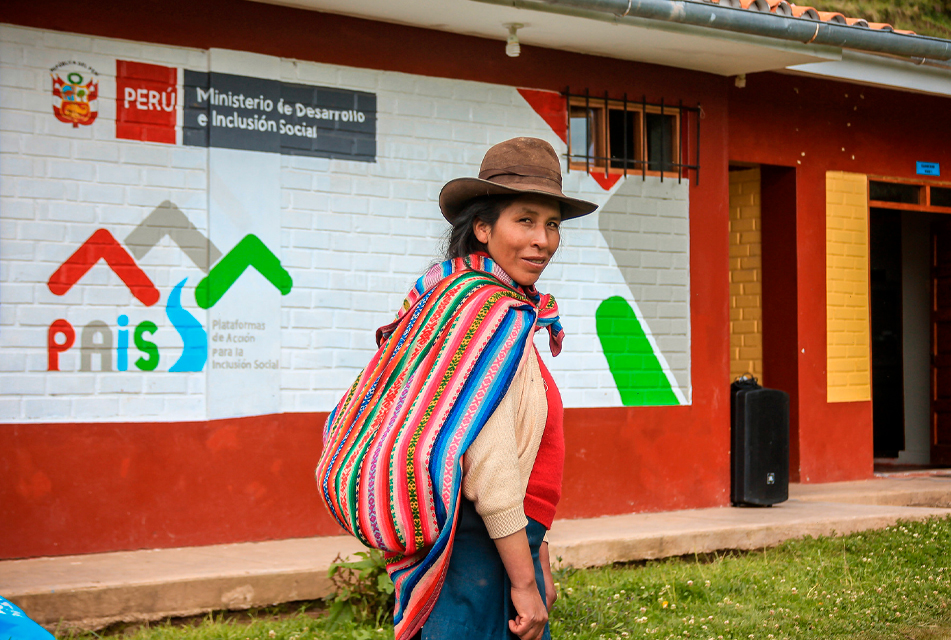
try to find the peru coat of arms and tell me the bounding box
[50,61,99,128]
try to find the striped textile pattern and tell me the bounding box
[315,253,563,639]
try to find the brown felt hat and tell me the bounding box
[439,137,597,222]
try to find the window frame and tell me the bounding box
[868,175,951,215]
[566,95,682,179]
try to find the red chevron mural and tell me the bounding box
[47,228,160,306]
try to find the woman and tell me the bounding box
[316,137,596,640]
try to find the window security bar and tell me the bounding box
[564,87,702,186]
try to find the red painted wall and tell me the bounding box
[2,414,341,558]
[728,74,951,483]
[2,0,731,558]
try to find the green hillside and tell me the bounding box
[808,0,951,39]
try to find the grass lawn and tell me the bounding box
[66,515,951,640]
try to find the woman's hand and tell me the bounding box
[509,580,549,640]
[540,541,557,610]
[493,528,549,640]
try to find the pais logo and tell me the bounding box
[50,61,99,128]
[45,202,293,373]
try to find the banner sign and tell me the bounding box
[183,70,376,161]
[116,60,177,144]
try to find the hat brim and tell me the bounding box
[439,177,597,222]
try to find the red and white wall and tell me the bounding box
[1,24,693,422]
[2,11,723,560]
[28,0,950,562]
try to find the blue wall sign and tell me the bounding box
[917,162,940,176]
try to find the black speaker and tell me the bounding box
[731,376,790,507]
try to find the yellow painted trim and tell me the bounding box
[826,171,871,403]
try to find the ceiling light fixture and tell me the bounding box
[505,23,523,57]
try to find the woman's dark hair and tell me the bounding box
[443,195,516,260]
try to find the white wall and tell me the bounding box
[0,24,692,422]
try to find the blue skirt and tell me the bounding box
[419,499,550,640]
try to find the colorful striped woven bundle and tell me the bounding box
[315,253,563,639]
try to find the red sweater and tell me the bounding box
[523,347,564,529]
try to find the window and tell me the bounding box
[868,181,920,205]
[930,187,951,208]
[867,179,951,213]
[565,92,694,180]
[568,104,603,166]
[645,112,677,173]
[607,108,640,170]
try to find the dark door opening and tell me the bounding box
[931,220,951,465]
[870,208,905,457]
[760,165,799,480]
[868,179,951,469]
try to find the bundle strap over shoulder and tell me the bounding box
[315,253,563,640]
[378,254,563,356]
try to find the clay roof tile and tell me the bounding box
[738,0,772,11]
[815,10,848,25]
[789,5,821,21]
[699,1,919,37]
[765,0,793,16]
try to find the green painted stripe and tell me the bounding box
[596,296,680,407]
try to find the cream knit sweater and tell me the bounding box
[462,347,548,539]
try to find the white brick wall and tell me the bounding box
[1,25,208,421]
[0,24,692,423]
[598,178,691,398]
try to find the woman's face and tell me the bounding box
[473,195,561,286]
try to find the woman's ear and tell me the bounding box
[473,218,491,245]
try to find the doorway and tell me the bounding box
[869,179,951,466]
[727,164,799,477]
[870,208,904,458]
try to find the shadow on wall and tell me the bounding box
[595,177,691,406]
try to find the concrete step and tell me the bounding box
[1,535,366,632]
[549,499,950,569]
[790,474,951,508]
[4,477,951,633]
